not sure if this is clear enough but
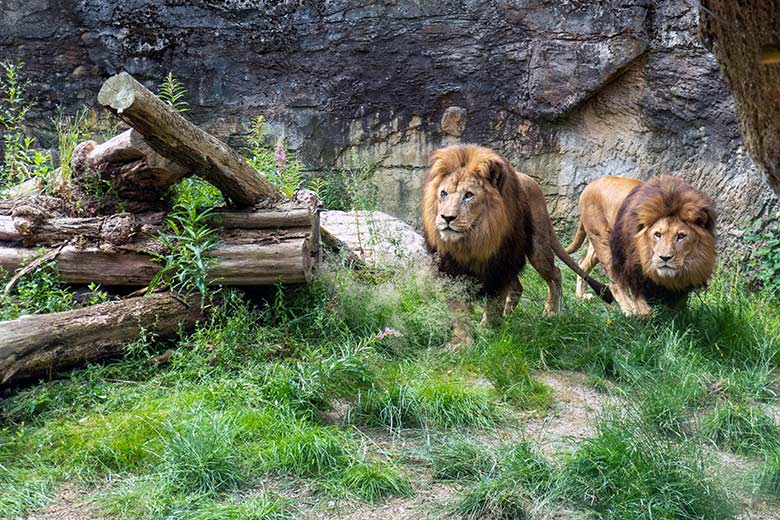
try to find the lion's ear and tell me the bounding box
[488,159,508,191]
[682,203,715,230]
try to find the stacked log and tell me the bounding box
[0,72,321,386]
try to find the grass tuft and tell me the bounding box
[337,461,413,503]
[430,438,496,481]
[700,403,780,455]
[563,410,735,520]
[757,448,780,497]
[162,411,244,494]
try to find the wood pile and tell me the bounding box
[0,72,321,385]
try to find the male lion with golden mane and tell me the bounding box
[422,144,613,333]
[566,175,716,316]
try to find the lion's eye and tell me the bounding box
[654,231,662,239]
[463,191,474,200]
[677,233,686,241]
[440,190,448,198]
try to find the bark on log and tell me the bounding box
[71,129,190,202]
[0,292,204,385]
[98,72,279,206]
[0,207,320,286]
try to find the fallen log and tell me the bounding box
[71,128,190,202]
[0,292,204,385]
[98,72,279,206]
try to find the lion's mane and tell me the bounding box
[610,174,716,304]
[421,145,533,296]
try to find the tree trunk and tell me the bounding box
[0,292,204,385]
[98,72,280,206]
[700,0,780,193]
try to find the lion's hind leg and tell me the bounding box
[528,252,563,316]
[576,242,599,301]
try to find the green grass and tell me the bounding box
[701,403,780,455]
[453,440,553,519]
[563,410,735,520]
[1,261,778,518]
[430,438,496,480]
[337,462,413,503]
[757,448,780,497]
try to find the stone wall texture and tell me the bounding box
[1,0,778,252]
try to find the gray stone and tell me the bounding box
[441,107,467,137]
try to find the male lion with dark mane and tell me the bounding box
[566,175,716,316]
[422,144,613,336]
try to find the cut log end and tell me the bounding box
[97,72,137,113]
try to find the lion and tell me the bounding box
[422,144,613,336]
[566,175,716,316]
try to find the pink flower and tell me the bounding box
[275,144,286,171]
[376,327,396,340]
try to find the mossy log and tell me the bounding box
[98,72,280,206]
[0,292,204,386]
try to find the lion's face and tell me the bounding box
[422,145,516,266]
[634,202,716,291]
[433,176,489,242]
[644,217,699,277]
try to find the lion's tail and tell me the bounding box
[551,232,614,305]
[565,218,586,254]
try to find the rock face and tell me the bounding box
[1,0,777,252]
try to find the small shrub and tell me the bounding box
[148,198,221,300]
[173,176,224,208]
[337,461,413,503]
[245,115,303,198]
[0,61,34,188]
[0,259,75,320]
[701,403,780,455]
[745,216,780,297]
[431,438,496,480]
[311,152,378,211]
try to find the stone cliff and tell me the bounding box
[1,0,777,251]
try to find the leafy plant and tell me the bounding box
[0,61,35,189]
[245,115,303,198]
[148,199,221,301]
[0,259,75,320]
[746,216,780,297]
[310,152,378,211]
[158,72,190,113]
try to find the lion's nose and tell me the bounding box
[441,215,456,223]
[659,254,673,262]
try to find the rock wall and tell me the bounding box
[1,0,777,252]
